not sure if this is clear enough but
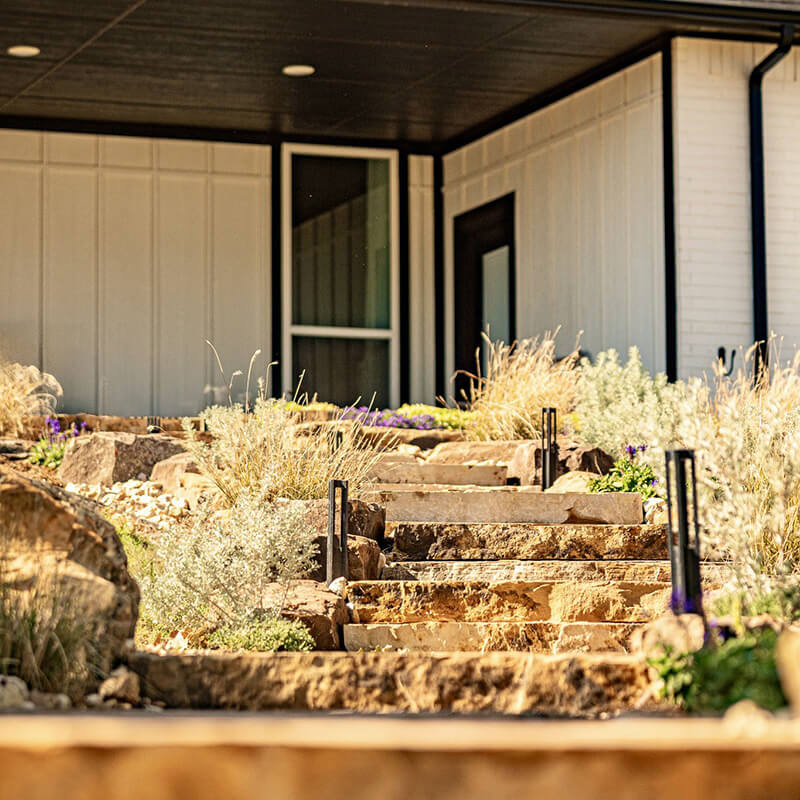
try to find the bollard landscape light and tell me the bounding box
[541,407,558,491]
[665,449,704,617]
[327,479,349,583]
[146,416,162,434]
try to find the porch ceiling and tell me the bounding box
[0,0,798,148]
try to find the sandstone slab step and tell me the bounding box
[127,649,648,717]
[381,558,730,585]
[347,580,670,624]
[344,621,641,654]
[390,521,667,561]
[369,463,508,486]
[362,488,642,524]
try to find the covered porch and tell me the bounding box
[1,0,798,414]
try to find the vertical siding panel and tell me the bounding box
[0,164,42,365]
[627,102,656,367]
[551,138,577,344]
[101,171,153,416]
[527,150,549,340]
[211,176,268,404]
[576,128,603,356]
[44,167,97,412]
[601,115,628,355]
[408,154,435,403]
[156,173,208,415]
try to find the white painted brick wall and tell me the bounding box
[673,38,800,376]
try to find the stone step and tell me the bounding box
[381,558,731,585]
[389,521,666,561]
[128,649,648,717]
[369,463,508,486]
[346,580,670,624]
[362,488,642,524]
[343,621,641,654]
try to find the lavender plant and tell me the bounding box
[29,417,87,469]
[341,406,437,430]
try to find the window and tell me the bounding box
[282,144,399,407]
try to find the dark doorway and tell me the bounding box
[453,193,515,399]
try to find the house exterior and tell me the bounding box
[1,1,800,415]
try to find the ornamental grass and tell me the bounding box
[461,331,580,441]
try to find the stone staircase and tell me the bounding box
[347,470,723,657]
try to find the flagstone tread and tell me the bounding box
[368,463,508,486]
[127,649,649,717]
[346,580,671,624]
[362,489,642,525]
[381,558,730,585]
[343,621,642,654]
[389,522,667,561]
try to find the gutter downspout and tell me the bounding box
[750,24,794,374]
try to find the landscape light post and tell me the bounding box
[664,449,704,617]
[327,479,349,583]
[541,408,558,490]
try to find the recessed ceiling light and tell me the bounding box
[282,64,315,77]
[7,45,40,58]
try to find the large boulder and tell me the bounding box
[150,452,201,493]
[425,440,528,466]
[307,534,383,582]
[58,432,186,486]
[301,497,385,544]
[0,466,139,696]
[261,581,348,650]
[424,440,612,486]
[544,471,598,493]
[508,438,614,485]
[300,498,385,581]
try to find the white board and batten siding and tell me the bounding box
[673,37,800,377]
[0,131,271,416]
[442,55,666,386]
[408,155,436,403]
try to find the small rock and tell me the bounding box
[328,576,348,597]
[645,496,668,524]
[98,666,141,705]
[30,690,72,710]
[84,693,104,708]
[544,470,598,494]
[0,675,29,709]
[723,699,776,736]
[635,613,706,660]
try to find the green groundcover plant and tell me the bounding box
[587,445,660,499]
[651,627,786,713]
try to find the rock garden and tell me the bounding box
[2,336,800,721]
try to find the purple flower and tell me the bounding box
[625,444,637,458]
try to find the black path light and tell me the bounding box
[665,449,704,617]
[327,479,349,583]
[145,416,162,434]
[541,407,558,491]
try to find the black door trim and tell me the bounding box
[452,192,516,397]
